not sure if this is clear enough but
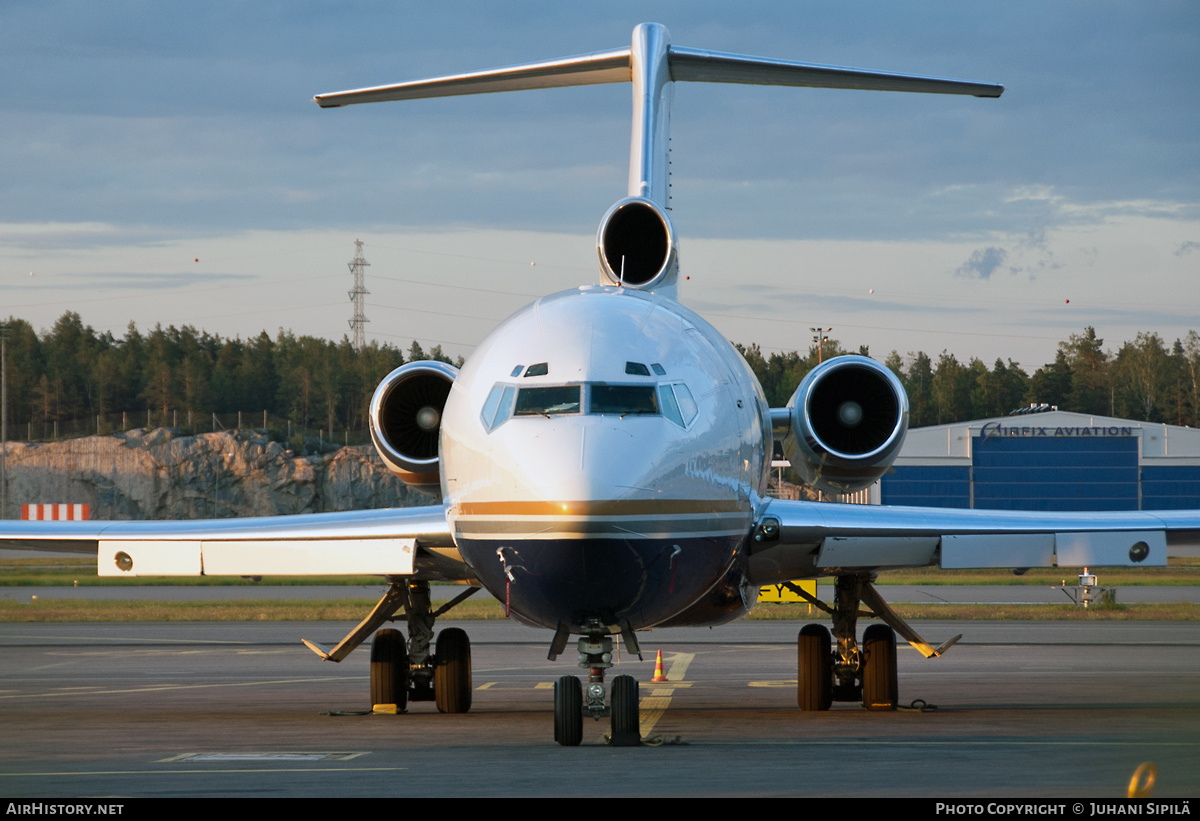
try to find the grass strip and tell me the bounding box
[5,557,1197,587]
[2,598,1195,623]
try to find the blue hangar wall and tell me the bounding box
[879,411,1200,511]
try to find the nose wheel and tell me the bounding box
[553,676,583,746]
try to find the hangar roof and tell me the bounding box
[898,410,1200,466]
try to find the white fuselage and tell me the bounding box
[440,285,772,632]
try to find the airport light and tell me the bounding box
[810,326,833,363]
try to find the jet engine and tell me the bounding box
[596,196,678,291]
[368,361,458,489]
[781,355,908,494]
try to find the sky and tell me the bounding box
[2,1,1198,374]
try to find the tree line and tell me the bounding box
[1,312,459,442]
[741,325,1200,428]
[2,313,1197,441]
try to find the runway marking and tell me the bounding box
[0,676,347,701]
[0,633,257,645]
[690,739,1200,748]
[640,652,695,738]
[159,752,368,762]
[46,648,293,657]
[1,767,411,778]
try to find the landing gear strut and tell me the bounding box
[551,622,642,746]
[795,575,898,711]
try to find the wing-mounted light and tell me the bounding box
[782,355,908,494]
[596,197,678,294]
[369,361,458,489]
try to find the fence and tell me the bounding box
[12,410,374,448]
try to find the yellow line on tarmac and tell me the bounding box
[639,652,694,738]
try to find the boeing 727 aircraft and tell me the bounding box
[4,24,1198,746]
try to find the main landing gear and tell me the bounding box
[368,580,476,713]
[550,621,643,746]
[793,575,958,712]
[302,578,478,713]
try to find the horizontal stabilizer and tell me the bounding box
[315,49,630,107]
[668,47,1003,97]
[315,23,1004,212]
[315,40,1003,108]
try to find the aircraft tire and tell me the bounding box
[797,623,833,711]
[554,675,583,747]
[861,623,898,711]
[434,627,472,714]
[369,628,409,710]
[610,674,640,744]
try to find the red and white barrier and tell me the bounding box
[21,504,90,521]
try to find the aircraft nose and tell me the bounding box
[529,420,661,502]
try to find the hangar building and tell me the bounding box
[878,410,1200,511]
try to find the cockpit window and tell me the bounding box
[481,384,518,431]
[659,382,698,428]
[482,380,695,432]
[524,362,549,377]
[624,362,651,376]
[591,384,659,415]
[515,385,581,415]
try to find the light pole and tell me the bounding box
[810,326,832,363]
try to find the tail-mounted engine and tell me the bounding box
[369,361,458,489]
[596,196,678,293]
[781,355,908,494]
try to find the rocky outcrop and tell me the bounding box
[0,429,437,520]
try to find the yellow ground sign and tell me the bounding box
[758,579,817,602]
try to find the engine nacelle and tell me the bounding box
[368,361,458,489]
[596,196,678,292]
[782,355,908,494]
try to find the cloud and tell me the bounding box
[955,246,1008,279]
[1175,240,1200,256]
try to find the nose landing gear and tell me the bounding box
[552,627,642,746]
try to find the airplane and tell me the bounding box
[4,23,1199,747]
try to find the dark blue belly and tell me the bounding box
[457,535,746,632]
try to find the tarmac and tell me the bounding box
[1,619,1197,797]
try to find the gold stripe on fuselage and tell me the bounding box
[451,499,752,541]
[454,499,748,517]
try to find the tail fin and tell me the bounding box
[315,22,1003,210]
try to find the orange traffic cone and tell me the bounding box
[651,649,669,682]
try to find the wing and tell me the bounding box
[0,506,471,582]
[749,499,1200,585]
